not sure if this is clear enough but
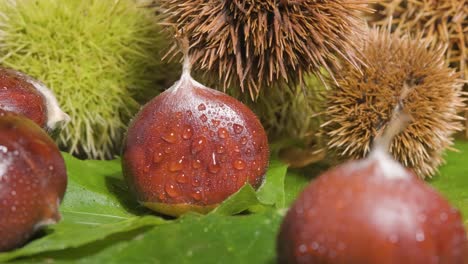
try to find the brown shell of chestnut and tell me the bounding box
[122,67,269,217]
[0,67,69,131]
[0,111,67,252]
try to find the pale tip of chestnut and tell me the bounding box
[24,76,70,130]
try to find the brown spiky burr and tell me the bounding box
[370,0,467,80]
[322,28,465,178]
[157,0,371,97]
[368,0,468,136]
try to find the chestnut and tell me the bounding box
[122,58,269,217]
[0,67,69,131]
[278,108,468,263]
[277,144,467,263]
[0,111,67,252]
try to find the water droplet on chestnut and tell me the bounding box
[200,114,208,122]
[233,159,246,170]
[217,128,229,139]
[165,184,179,198]
[198,103,206,111]
[153,152,164,163]
[182,126,193,139]
[176,173,188,184]
[233,124,244,134]
[192,159,202,169]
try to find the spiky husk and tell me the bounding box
[368,0,468,136]
[370,0,467,79]
[158,0,371,97]
[322,28,465,178]
[228,74,326,167]
[0,0,179,159]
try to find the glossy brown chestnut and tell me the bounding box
[0,67,69,131]
[0,111,67,252]
[122,71,269,216]
[277,149,467,264]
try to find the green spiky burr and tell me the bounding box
[0,0,179,159]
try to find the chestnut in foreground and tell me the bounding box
[122,57,269,217]
[0,111,67,252]
[277,123,467,263]
[0,67,69,131]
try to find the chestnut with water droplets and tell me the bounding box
[277,119,467,263]
[122,57,269,217]
[0,111,67,252]
[0,67,70,131]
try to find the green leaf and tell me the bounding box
[211,184,259,216]
[0,217,164,262]
[16,210,285,264]
[60,153,146,218]
[256,160,288,208]
[429,140,468,219]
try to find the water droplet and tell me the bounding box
[209,131,215,137]
[192,190,202,201]
[176,173,188,183]
[165,184,179,198]
[182,126,193,139]
[209,153,220,173]
[11,190,16,196]
[11,206,16,212]
[211,119,220,127]
[186,110,193,116]
[153,152,164,163]
[218,128,229,139]
[298,244,307,253]
[198,103,206,111]
[176,112,183,119]
[158,192,166,201]
[233,159,246,170]
[209,163,221,173]
[246,148,252,156]
[169,157,184,172]
[192,136,206,153]
[165,146,173,154]
[389,234,398,243]
[241,137,248,145]
[48,165,54,171]
[440,212,448,222]
[192,159,202,169]
[202,126,209,132]
[162,131,178,143]
[233,145,241,153]
[415,231,425,242]
[311,242,319,250]
[216,145,225,153]
[192,178,201,186]
[200,114,208,122]
[233,124,244,134]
